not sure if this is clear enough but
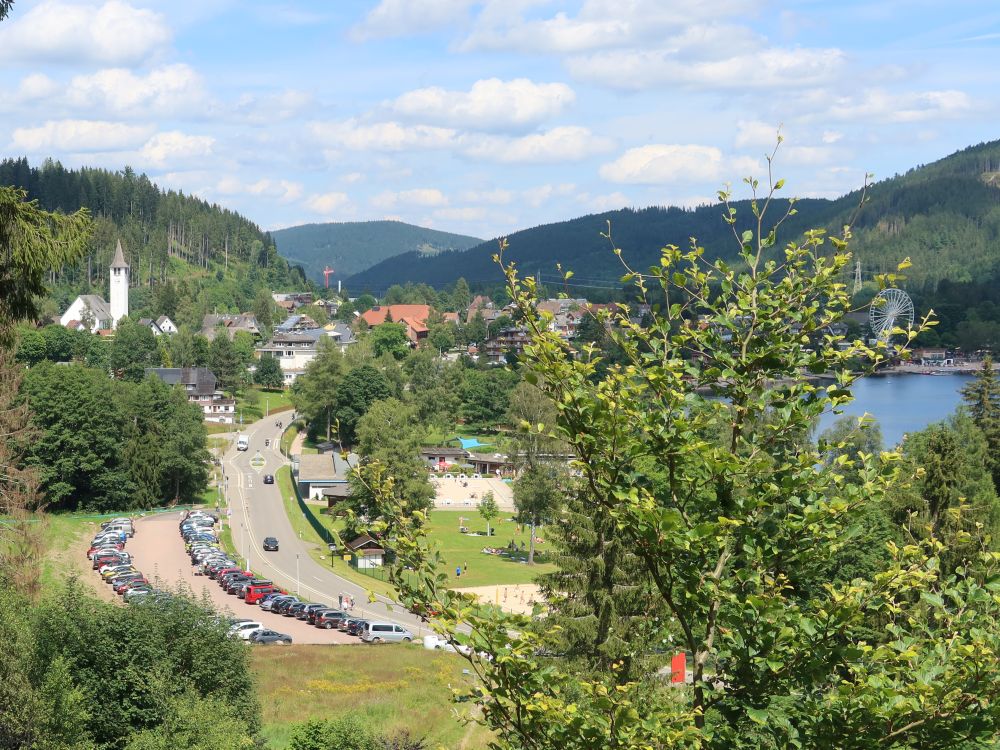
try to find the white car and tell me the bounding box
[229,621,264,640]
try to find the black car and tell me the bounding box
[345,619,369,636]
[262,536,279,551]
[263,474,274,484]
[274,598,301,616]
[285,602,309,618]
[249,629,292,645]
[297,603,327,621]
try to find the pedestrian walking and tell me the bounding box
[456,566,462,578]
[463,561,468,574]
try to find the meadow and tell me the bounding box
[251,644,492,749]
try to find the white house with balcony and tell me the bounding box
[256,323,356,385]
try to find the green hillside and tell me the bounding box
[271,220,482,284]
[0,157,305,328]
[346,139,1000,291]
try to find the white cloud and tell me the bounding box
[10,119,153,151]
[0,1,171,65]
[586,191,630,212]
[391,78,575,130]
[735,120,783,149]
[463,126,614,163]
[599,144,759,184]
[822,130,843,144]
[373,188,450,209]
[341,172,364,184]
[522,182,576,207]
[461,0,754,54]
[68,64,205,116]
[310,119,456,151]
[233,89,313,124]
[306,192,352,215]
[351,0,476,41]
[216,177,303,203]
[139,131,215,167]
[460,188,514,205]
[17,73,59,101]
[431,206,489,222]
[826,89,972,123]
[568,46,845,91]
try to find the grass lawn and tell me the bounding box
[279,422,300,456]
[424,511,555,587]
[205,422,234,435]
[251,645,491,749]
[235,387,295,423]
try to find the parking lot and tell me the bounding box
[114,512,358,645]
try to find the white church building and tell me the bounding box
[60,240,130,332]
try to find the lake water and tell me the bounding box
[815,372,972,448]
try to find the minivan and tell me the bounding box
[361,622,413,643]
[237,435,249,451]
[245,584,280,604]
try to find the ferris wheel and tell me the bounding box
[869,288,914,340]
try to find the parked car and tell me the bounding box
[249,629,292,645]
[345,619,369,637]
[361,622,414,643]
[297,603,328,621]
[285,602,310,618]
[237,580,272,599]
[273,597,301,616]
[307,607,336,625]
[259,594,291,612]
[314,610,349,629]
[114,576,148,594]
[263,474,274,484]
[229,621,264,640]
[262,536,279,551]
[102,565,135,581]
[246,585,283,605]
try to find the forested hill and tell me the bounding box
[0,157,304,328]
[272,220,482,284]
[346,138,1000,291]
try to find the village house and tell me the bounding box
[294,451,359,500]
[483,327,530,364]
[144,367,236,424]
[256,322,356,385]
[137,316,177,337]
[536,298,588,339]
[359,304,435,344]
[344,534,385,569]
[201,313,261,342]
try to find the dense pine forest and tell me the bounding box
[0,158,305,328]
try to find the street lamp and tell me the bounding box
[295,553,300,595]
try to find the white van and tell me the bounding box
[361,622,413,643]
[237,435,249,451]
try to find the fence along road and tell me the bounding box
[224,414,431,637]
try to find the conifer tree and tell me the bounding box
[962,355,1000,491]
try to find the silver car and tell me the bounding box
[360,622,413,643]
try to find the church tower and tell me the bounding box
[109,239,129,328]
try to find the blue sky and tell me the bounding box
[1,0,998,241]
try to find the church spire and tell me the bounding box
[110,239,129,269]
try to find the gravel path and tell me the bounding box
[134,512,357,645]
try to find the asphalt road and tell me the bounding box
[223,414,432,637]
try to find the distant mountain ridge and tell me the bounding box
[271,220,482,284]
[346,139,1000,291]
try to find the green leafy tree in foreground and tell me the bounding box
[357,162,1000,748]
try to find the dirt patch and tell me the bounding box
[452,583,543,615]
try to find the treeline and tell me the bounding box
[21,361,209,511]
[0,157,304,328]
[348,139,1000,320]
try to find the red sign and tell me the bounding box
[671,653,686,683]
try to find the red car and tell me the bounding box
[113,576,147,594]
[246,585,284,605]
